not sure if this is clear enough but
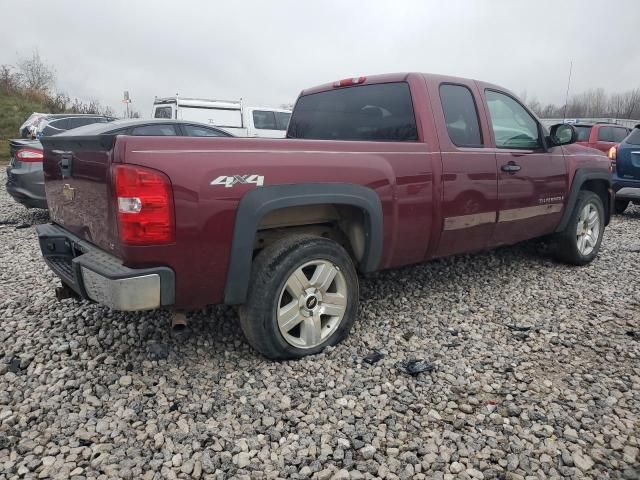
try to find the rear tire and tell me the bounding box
[554,191,605,265]
[614,199,629,214]
[239,235,359,360]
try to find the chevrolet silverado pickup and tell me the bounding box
[36,73,613,359]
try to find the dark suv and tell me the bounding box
[610,125,640,213]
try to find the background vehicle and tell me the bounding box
[573,122,630,153]
[38,73,612,359]
[6,119,231,209]
[152,96,291,138]
[19,112,45,138]
[30,114,117,138]
[609,124,640,214]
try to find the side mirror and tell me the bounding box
[549,123,577,146]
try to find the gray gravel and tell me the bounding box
[1,169,639,479]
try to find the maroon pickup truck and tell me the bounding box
[37,73,613,359]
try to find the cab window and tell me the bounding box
[439,84,483,147]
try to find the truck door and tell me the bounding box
[427,80,499,258]
[482,89,567,245]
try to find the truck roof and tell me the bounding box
[300,72,506,97]
[154,97,242,110]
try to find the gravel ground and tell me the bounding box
[1,170,639,480]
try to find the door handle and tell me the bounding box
[501,162,521,173]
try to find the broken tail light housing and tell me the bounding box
[113,164,175,245]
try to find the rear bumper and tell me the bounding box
[613,175,640,200]
[5,165,48,209]
[36,223,175,311]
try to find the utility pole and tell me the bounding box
[123,90,131,118]
[562,61,572,122]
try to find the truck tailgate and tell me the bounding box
[41,135,117,253]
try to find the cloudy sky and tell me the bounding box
[2,0,639,117]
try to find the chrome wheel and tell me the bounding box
[576,202,600,256]
[277,259,348,349]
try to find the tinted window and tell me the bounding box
[130,124,178,136]
[253,110,277,130]
[611,127,629,142]
[288,82,418,141]
[183,125,229,137]
[154,106,173,119]
[48,118,71,131]
[69,117,104,129]
[574,125,592,141]
[439,84,482,147]
[486,90,541,149]
[275,112,291,130]
[625,128,640,145]
[598,127,613,142]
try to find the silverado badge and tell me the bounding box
[62,184,76,201]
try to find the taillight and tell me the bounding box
[333,76,366,88]
[113,164,175,245]
[15,148,43,162]
[608,145,617,172]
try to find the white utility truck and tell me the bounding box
[152,97,291,138]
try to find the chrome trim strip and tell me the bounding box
[443,212,496,230]
[498,203,563,222]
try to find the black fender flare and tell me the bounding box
[555,168,612,233]
[224,183,384,305]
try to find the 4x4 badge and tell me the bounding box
[210,175,264,188]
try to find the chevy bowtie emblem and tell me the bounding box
[62,184,76,201]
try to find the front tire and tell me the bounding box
[239,235,359,359]
[554,191,605,265]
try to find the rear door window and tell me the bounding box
[253,110,278,130]
[485,90,541,149]
[130,124,178,136]
[287,82,418,141]
[439,84,483,147]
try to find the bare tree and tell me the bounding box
[17,50,56,92]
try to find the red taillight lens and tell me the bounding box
[113,164,175,245]
[333,76,366,88]
[15,148,43,162]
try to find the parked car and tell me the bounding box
[6,119,232,209]
[609,124,640,214]
[30,114,117,139]
[574,122,630,154]
[36,72,612,359]
[152,96,291,138]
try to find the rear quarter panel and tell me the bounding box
[116,134,436,308]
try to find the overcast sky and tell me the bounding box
[2,0,639,117]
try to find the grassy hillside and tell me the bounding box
[0,90,49,165]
